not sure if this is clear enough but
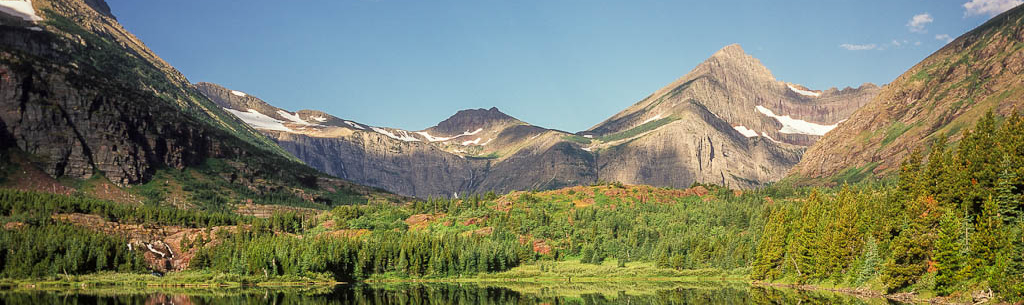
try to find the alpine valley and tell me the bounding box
[1,0,1024,304]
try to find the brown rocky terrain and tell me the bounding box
[202,45,877,197]
[792,5,1024,180]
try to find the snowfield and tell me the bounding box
[372,127,420,142]
[224,108,293,132]
[415,131,452,142]
[277,110,311,125]
[461,138,482,146]
[787,84,821,97]
[416,128,484,142]
[732,125,758,138]
[0,0,43,22]
[230,90,247,97]
[641,113,664,125]
[755,105,837,136]
[344,121,364,130]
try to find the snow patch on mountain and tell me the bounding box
[277,110,311,125]
[755,106,837,136]
[417,128,485,142]
[733,126,758,138]
[312,116,327,122]
[0,0,43,22]
[372,127,420,142]
[344,121,364,130]
[230,90,247,97]
[641,113,663,125]
[462,138,482,146]
[224,108,293,132]
[415,131,451,142]
[787,84,821,97]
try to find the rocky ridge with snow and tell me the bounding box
[201,45,878,197]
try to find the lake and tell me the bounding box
[0,281,905,304]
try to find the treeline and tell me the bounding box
[753,112,1024,299]
[0,189,240,227]
[192,229,531,281]
[0,224,145,278]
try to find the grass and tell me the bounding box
[830,162,881,185]
[598,117,677,143]
[0,270,339,288]
[880,122,917,148]
[562,135,592,145]
[478,259,746,282]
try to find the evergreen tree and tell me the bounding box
[934,209,965,295]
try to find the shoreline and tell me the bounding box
[752,281,972,305]
[0,274,982,304]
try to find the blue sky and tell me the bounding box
[107,0,1019,132]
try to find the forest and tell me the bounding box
[0,112,1021,301]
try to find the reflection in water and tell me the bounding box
[0,282,904,304]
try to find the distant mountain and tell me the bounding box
[791,4,1024,181]
[0,0,405,207]
[205,45,877,197]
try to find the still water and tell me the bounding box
[0,282,905,304]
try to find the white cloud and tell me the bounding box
[907,13,934,33]
[935,34,954,43]
[840,43,879,51]
[964,0,1023,17]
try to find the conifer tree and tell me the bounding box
[934,209,964,295]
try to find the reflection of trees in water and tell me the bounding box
[0,284,898,304]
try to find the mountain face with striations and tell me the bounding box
[792,5,1024,180]
[0,0,404,207]
[205,45,877,198]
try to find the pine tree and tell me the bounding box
[972,196,1004,280]
[753,207,788,280]
[934,209,964,295]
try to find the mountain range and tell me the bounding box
[1,0,1022,203]
[202,45,878,198]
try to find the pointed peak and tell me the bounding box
[714,44,746,56]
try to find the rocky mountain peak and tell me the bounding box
[82,0,114,19]
[430,107,522,136]
[700,43,775,82]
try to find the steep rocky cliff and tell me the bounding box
[0,0,404,207]
[204,45,875,197]
[792,5,1024,180]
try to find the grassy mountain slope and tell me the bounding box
[792,4,1024,181]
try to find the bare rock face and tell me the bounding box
[204,45,872,196]
[596,101,803,189]
[0,0,242,186]
[792,5,1024,180]
[0,0,400,206]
